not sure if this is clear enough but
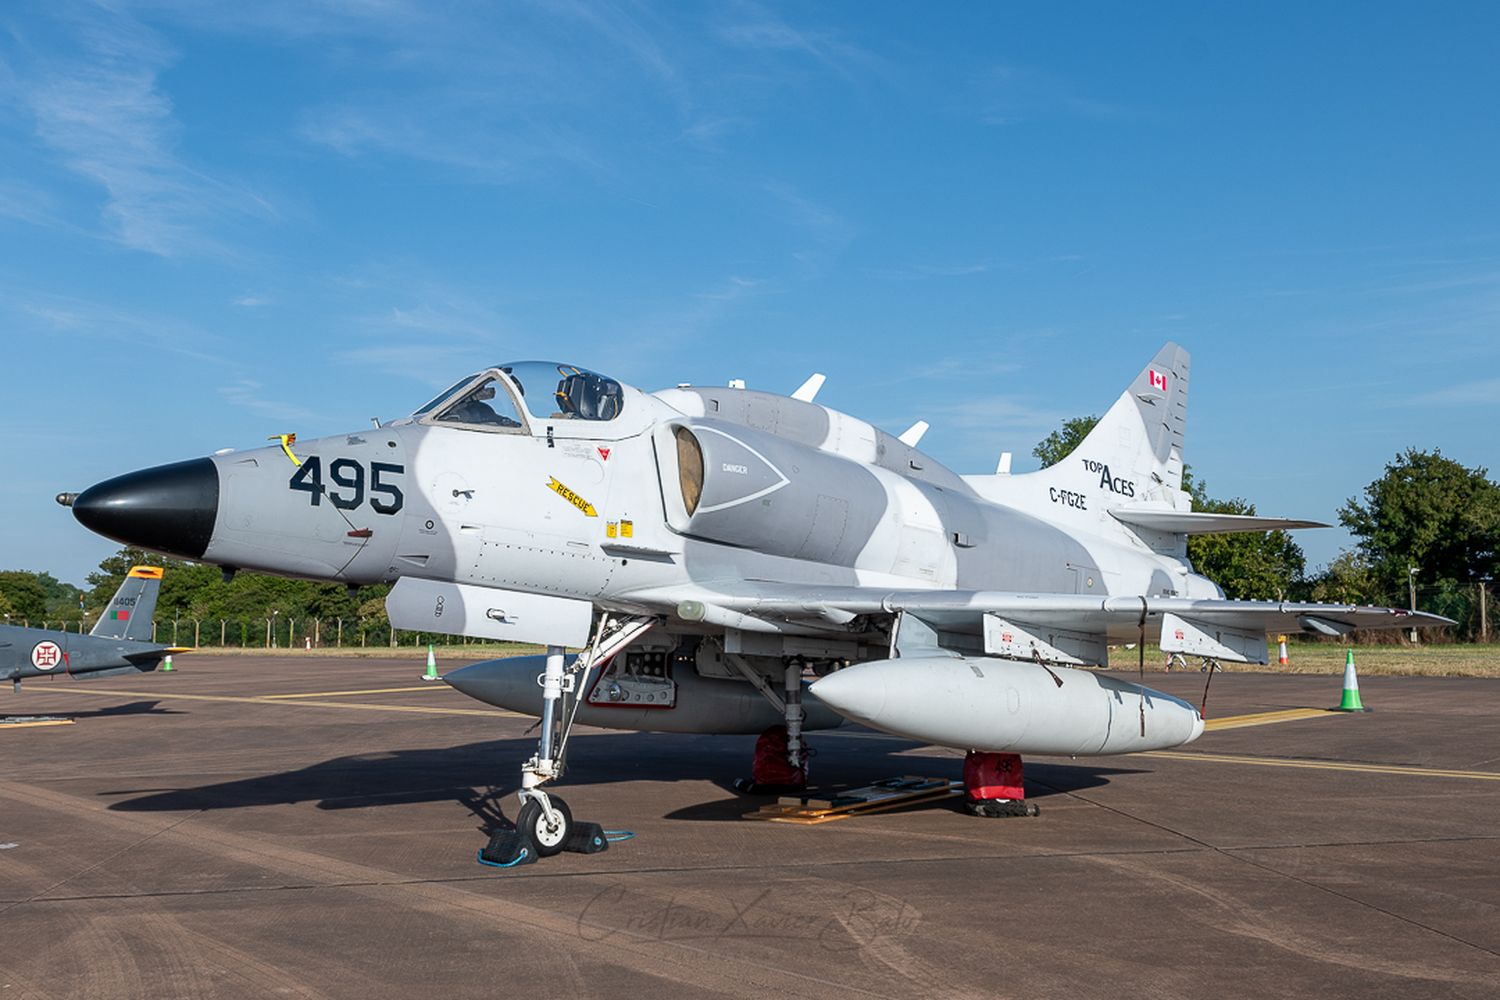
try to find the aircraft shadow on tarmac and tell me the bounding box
[104,729,1144,833]
[41,699,183,720]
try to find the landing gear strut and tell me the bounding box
[727,653,813,794]
[479,613,655,868]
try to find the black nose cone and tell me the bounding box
[72,458,220,560]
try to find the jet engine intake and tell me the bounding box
[657,422,886,566]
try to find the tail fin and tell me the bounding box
[964,343,1191,517]
[1068,341,1190,498]
[90,566,163,642]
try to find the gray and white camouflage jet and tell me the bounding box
[63,345,1447,853]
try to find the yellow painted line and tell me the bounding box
[261,685,446,699]
[37,687,524,719]
[1205,707,1335,731]
[1,719,76,730]
[1143,750,1500,783]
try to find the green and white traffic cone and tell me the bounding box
[1334,648,1365,712]
[161,654,174,673]
[422,644,439,682]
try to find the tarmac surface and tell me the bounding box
[2,654,1498,999]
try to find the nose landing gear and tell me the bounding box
[515,794,573,857]
[479,613,656,868]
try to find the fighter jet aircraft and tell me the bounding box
[2,566,179,692]
[64,346,1447,856]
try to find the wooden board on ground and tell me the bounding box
[1,716,75,729]
[745,776,962,825]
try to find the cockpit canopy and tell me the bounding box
[502,361,624,421]
[413,362,625,430]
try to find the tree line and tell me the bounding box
[2,430,1494,644]
[0,548,405,649]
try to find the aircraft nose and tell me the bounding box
[72,458,220,560]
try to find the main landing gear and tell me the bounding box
[479,613,656,868]
[727,654,815,794]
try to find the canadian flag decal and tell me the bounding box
[1148,369,1168,392]
[597,447,611,461]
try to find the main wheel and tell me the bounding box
[516,796,572,857]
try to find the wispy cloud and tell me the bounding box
[232,295,270,308]
[10,292,224,363]
[1409,378,1500,406]
[762,180,854,276]
[875,259,1004,281]
[326,273,537,386]
[714,2,874,78]
[597,273,775,365]
[926,394,1064,433]
[217,379,321,422]
[299,104,601,182]
[0,178,82,233]
[6,4,275,255]
[972,64,1135,127]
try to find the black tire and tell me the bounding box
[516,796,572,857]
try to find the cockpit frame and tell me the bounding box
[412,361,629,438]
[414,369,531,435]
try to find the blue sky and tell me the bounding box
[2,1,1497,587]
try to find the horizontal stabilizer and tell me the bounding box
[1110,509,1328,535]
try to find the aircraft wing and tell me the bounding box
[1109,509,1329,534]
[635,582,1450,660]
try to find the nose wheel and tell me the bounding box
[516,794,572,857]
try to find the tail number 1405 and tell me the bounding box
[289,457,405,514]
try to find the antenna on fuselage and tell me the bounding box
[791,373,826,402]
[995,452,1013,475]
[899,421,929,447]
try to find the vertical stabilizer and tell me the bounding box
[1070,342,1190,497]
[90,566,164,642]
[964,343,1192,527]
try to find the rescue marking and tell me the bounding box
[1203,707,1334,731]
[546,476,598,517]
[1143,750,1500,783]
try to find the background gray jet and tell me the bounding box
[1,566,179,692]
[64,346,1449,854]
